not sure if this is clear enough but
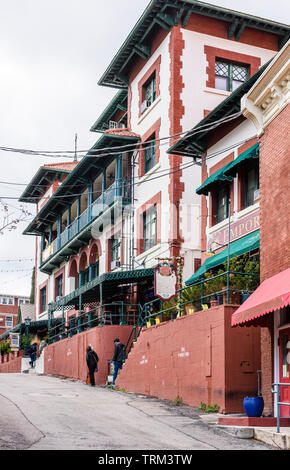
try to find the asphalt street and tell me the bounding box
[0,373,275,451]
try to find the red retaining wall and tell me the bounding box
[116,306,261,414]
[44,325,132,385]
[0,351,24,373]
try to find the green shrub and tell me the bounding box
[174,395,183,405]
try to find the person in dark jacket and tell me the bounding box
[112,338,126,385]
[86,345,99,387]
[29,343,37,368]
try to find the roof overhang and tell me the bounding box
[98,0,290,89]
[167,61,270,158]
[90,90,128,133]
[19,167,70,204]
[49,268,154,311]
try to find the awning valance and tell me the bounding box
[185,230,260,285]
[223,143,259,178]
[196,161,233,196]
[232,267,290,326]
[196,142,259,196]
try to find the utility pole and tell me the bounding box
[74,133,78,162]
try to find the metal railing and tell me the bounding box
[41,181,130,264]
[271,382,290,433]
[142,270,259,326]
[48,302,142,344]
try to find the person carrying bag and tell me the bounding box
[86,345,99,387]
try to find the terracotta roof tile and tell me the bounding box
[104,128,140,139]
[44,161,79,172]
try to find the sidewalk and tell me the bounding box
[212,414,290,450]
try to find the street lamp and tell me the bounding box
[24,317,31,356]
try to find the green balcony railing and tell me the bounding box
[41,181,130,266]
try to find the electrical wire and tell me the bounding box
[0,111,241,160]
[0,133,256,204]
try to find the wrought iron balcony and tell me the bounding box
[40,181,130,274]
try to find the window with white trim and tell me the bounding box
[143,205,157,252]
[5,315,13,328]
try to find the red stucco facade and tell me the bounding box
[116,305,261,414]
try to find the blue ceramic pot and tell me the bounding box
[243,396,264,417]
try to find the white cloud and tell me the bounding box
[0,0,288,295]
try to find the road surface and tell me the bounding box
[0,373,274,451]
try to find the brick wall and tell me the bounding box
[259,104,289,416]
[260,105,290,281]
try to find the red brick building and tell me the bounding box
[0,294,30,335]
[232,40,290,417]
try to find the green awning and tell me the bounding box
[196,142,259,196]
[185,230,260,285]
[223,143,259,177]
[196,161,233,195]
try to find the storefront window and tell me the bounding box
[281,334,290,378]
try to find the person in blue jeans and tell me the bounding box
[112,338,126,385]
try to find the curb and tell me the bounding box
[216,425,254,439]
[254,428,290,450]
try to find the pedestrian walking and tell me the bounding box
[29,342,38,368]
[86,345,99,387]
[112,338,126,386]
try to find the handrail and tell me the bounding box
[271,382,290,433]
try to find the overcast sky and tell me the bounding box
[0,0,289,297]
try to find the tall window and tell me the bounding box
[90,262,99,279]
[143,206,157,252]
[245,164,259,208]
[215,60,248,92]
[144,137,156,174]
[215,186,230,224]
[144,73,156,108]
[111,233,121,262]
[55,274,63,298]
[80,268,90,287]
[40,287,47,313]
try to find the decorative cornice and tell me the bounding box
[241,41,290,136]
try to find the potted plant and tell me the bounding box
[243,371,264,417]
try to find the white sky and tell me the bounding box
[0,0,289,296]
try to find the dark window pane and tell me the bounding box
[216,186,229,224]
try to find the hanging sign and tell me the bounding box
[154,263,178,301]
[9,333,20,351]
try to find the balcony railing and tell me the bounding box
[41,181,130,265]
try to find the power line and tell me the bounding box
[0,134,256,203]
[0,111,241,160]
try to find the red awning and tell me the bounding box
[232,268,290,326]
